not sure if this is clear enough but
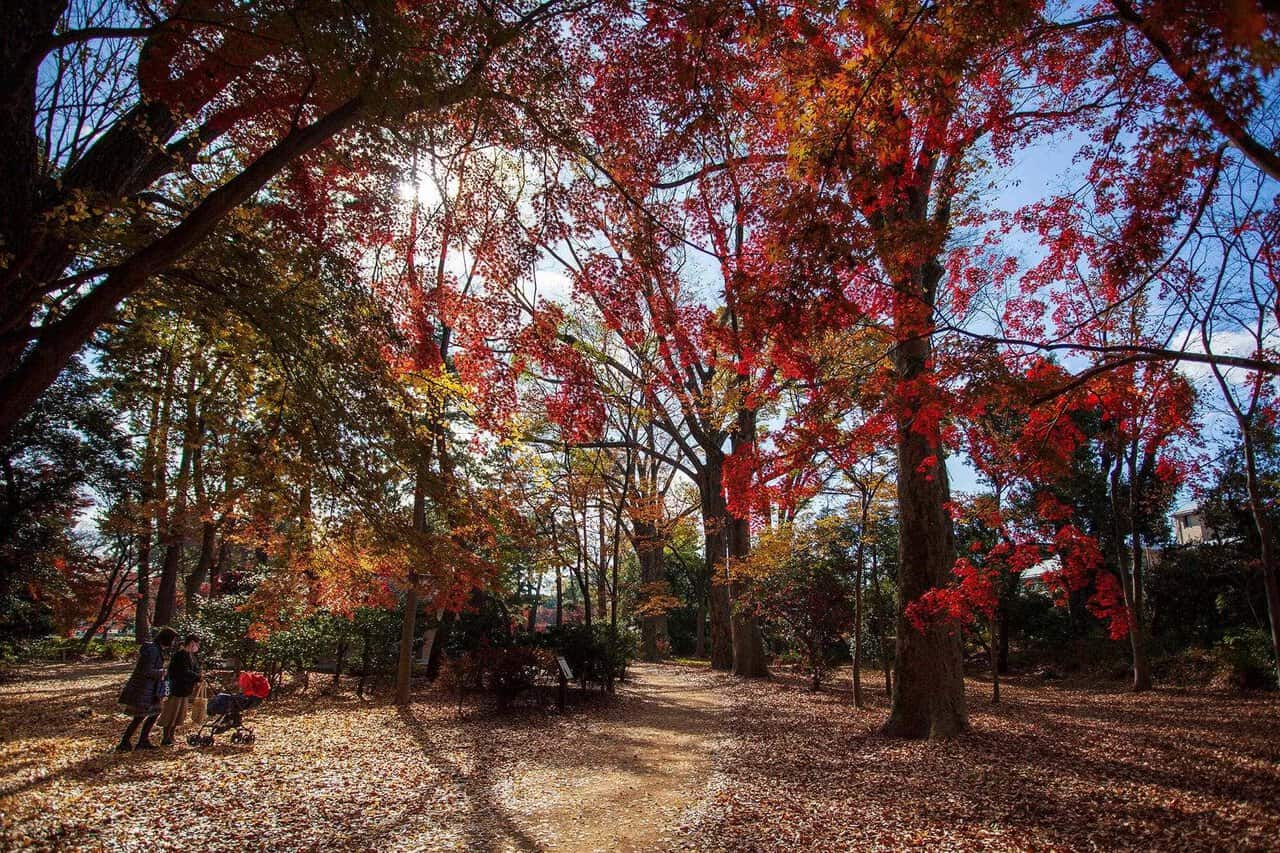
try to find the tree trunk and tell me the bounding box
[708,556,733,669]
[154,369,199,627]
[426,609,454,681]
[420,608,446,663]
[853,533,865,708]
[1240,429,1280,687]
[135,349,175,641]
[694,600,707,658]
[1128,528,1153,692]
[1109,450,1151,691]
[0,0,64,377]
[395,466,429,706]
[526,581,540,633]
[334,639,347,685]
[996,601,1011,675]
[702,455,734,670]
[636,519,668,661]
[185,520,217,608]
[395,577,420,706]
[357,629,372,698]
[81,555,130,648]
[990,622,1001,704]
[727,509,768,678]
[597,502,610,626]
[883,325,967,739]
[728,410,768,678]
[871,544,892,696]
[135,535,153,643]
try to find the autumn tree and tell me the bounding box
[0,0,595,439]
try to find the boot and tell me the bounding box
[116,716,142,752]
[135,716,158,749]
[161,727,175,746]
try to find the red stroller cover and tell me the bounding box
[237,671,271,698]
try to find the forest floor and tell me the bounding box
[2,660,1278,852]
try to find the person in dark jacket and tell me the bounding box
[159,635,202,746]
[115,626,177,752]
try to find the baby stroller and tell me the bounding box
[188,671,270,747]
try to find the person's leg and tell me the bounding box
[161,700,187,745]
[159,697,177,745]
[117,716,143,751]
[167,698,189,744]
[136,714,159,748]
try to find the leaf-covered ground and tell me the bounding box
[676,668,1280,851]
[2,661,1277,851]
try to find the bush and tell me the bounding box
[442,643,557,709]
[744,554,853,690]
[1214,628,1277,690]
[0,635,137,663]
[531,623,637,691]
[176,595,255,666]
[349,607,401,695]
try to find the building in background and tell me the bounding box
[1172,506,1215,545]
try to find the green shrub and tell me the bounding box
[0,635,137,663]
[1215,628,1277,689]
[176,594,255,666]
[528,623,637,691]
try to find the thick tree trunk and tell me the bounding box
[526,583,539,633]
[1128,530,1153,692]
[990,623,1001,704]
[426,609,454,681]
[597,503,610,626]
[701,456,734,670]
[0,0,64,380]
[334,639,347,685]
[709,581,732,668]
[728,509,768,678]
[420,608,446,665]
[209,538,229,598]
[727,409,768,678]
[134,536,153,643]
[395,576,419,706]
[883,330,967,739]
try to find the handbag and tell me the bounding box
[190,680,209,725]
[156,677,171,699]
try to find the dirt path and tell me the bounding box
[490,662,726,851]
[0,660,730,852]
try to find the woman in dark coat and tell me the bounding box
[116,626,177,752]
